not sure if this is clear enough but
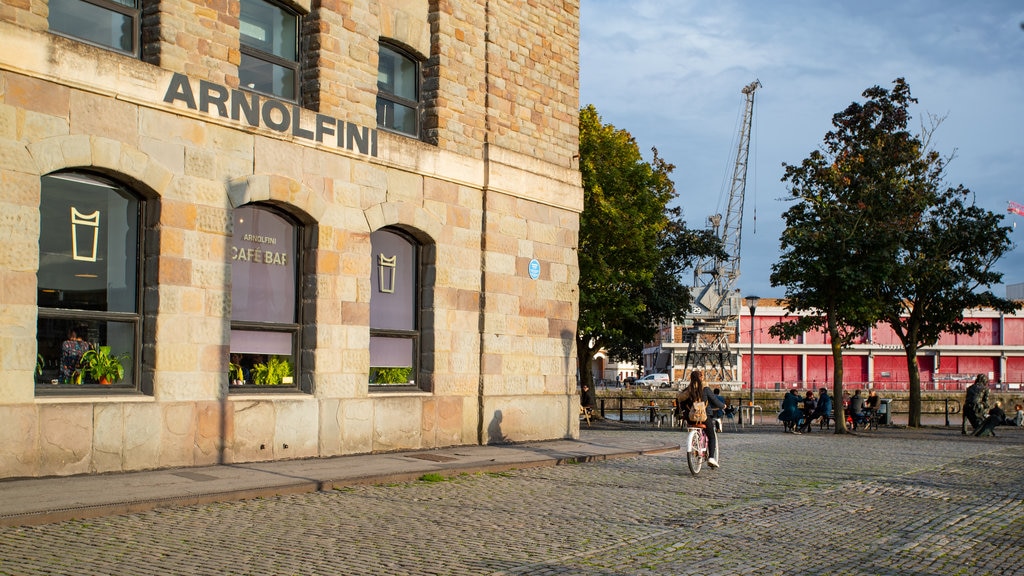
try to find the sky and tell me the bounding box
[579,0,1024,299]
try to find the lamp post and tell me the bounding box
[744,295,760,426]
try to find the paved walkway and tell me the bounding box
[1,422,1022,575]
[0,424,678,527]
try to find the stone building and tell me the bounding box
[0,0,583,479]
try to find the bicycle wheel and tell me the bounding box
[686,430,703,475]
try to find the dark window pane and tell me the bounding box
[239,53,296,100]
[49,0,137,54]
[378,45,417,100]
[37,301,137,387]
[377,44,419,136]
[376,100,417,135]
[38,174,138,312]
[240,0,297,60]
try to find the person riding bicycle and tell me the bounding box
[677,371,725,468]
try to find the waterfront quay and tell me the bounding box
[1,423,1021,575]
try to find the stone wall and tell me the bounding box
[0,0,581,479]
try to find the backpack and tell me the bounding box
[690,399,708,423]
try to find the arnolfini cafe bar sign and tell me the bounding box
[163,72,379,158]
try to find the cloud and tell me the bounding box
[581,0,1024,296]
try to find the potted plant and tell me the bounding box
[80,346,128,385]
[229,361,245,386]
[250,356,293,386]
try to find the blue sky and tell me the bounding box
[580,0,1024,299]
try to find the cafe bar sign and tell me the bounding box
[163,72,378,158]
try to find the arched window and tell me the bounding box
[376,43,420,137]
[369,228,422,388]
[36,172,144,391]
[229,204,301,389]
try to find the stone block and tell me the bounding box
[273,399,319,459]
[0,404,39,478]
[123,402,162,470]
[37,403,93,476]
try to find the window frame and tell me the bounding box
[35,171,145,395]
[376,42,421,137]
[369,228,424,392]
[238,0,301,102]
[48,0,141,57]
[228,204,304,393]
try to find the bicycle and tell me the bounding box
[684,423,709,475]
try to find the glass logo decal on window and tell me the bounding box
[71,207,100,262]
[378,253,397,293]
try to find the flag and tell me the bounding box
[1008,201,1024,217]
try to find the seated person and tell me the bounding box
[798,391,816,432]
[864,390,881,422]
[778,389,803,433]
[973,401,1007,437]
[848,390,866,429]
[806,387,833,430]
[1014,404,1024,428]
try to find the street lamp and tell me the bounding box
[745,295,760,425]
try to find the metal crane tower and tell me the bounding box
[682,80,761,384]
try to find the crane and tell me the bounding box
[681,80,761,384]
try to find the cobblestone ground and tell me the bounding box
[1,426,1022,576]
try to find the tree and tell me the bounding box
[576,105,722,389]
[771,79,1019,428]
[870,130,1019,426]
[769,96,892,433]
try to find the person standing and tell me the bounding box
[678,371,725,468]
[58,326,91,384]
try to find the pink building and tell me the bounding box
[645,298,1024,393]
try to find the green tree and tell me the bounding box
[576,105,722,389]
[772,79,1019,428]
[769,92,892,433]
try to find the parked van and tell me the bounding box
[635,373,671,390]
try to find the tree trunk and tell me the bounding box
[575,335,596,392]
[905,345,922,427]
[830,337,848,433]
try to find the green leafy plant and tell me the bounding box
[36,354,44,376]
[251,356,293,386]
[372,367,412,384]
[229,362,244,382]
[80,346,128,385]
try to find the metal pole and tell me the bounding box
[744,296,760,426]
[748,316,755,424]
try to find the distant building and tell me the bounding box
[0,0,582,479]
[646,299,1024,393]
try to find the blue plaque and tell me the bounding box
[528,259,540,280]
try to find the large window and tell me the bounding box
[36,173,143,391]
[369,229,420,388]
[229,205,300,389]
[239,0,299,100]
[376,43,420,136]
[49,0,139,56]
